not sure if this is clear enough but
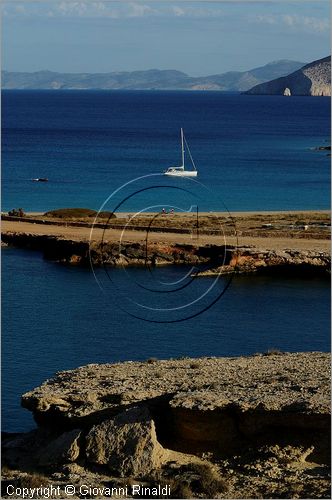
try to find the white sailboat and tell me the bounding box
[164,128,198,177]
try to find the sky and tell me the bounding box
[1,1,330,76]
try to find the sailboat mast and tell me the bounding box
[181,128,185,167]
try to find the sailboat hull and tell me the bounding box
[164,170,197,177]
[163,129,198,177]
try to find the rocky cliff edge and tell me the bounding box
[246,56,331,96]
[2,352,330,499]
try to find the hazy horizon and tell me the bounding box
[2,57,314,76]
[2,1,330,76]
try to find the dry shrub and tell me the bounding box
[4,473,50,491]
[264,348,283,356]
[141,475,193,499]
[146,357,158,364]
[149,462,228,498]
[189,463,228,497]
[19,473,50,488]
[167,480,193,499]
[189,362,200,369]
[44,208,116,220]
[96,211,116,219]
[44,208,96,218]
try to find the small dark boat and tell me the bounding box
[32,178,48,182]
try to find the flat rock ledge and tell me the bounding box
[2,353,331,499]
[22,352,330,422]
[2,351,330,498]
[2,232,330,277]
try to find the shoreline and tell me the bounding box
[3,352,330,499]
[2,209,330,274]
[4,209,331,216]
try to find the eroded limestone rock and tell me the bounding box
[3,354,331,498]
[36,429,81,466]
[3,428,81,468]
[85,406,167,477]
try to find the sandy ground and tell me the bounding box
[24,210,331,217]
[2,219,330,252]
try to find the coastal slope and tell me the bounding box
[245,56,331,96]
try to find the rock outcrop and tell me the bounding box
[196,247,330,277]
[36,429,81,466]
[86,407,167,477]
[2,232,330,277]
[2,353,330,498]
[21,353,330,454]
[246,56,331,96]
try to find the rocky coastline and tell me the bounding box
[2,213,330,497]
[2,352,331,499]
[246,56,331,96]
[2,231,330,278]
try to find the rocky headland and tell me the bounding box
[2,352,331,498]
[2,209,330,279]
[2,232,330,278]
[2,212,330,497]
[246,56,331,96]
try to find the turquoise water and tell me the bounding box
[2,91,330,213]
[2,248,330,431]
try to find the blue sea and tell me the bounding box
[2,248,330,432]
[2,90,331,213]
[1,91,331,432]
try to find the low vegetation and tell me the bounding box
[264,348,283,356]
[8,208,25,217]
[146,357,158,364]
[43,208,116,219]
[147,462,228,499]
[1,471,50,497]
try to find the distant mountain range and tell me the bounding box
[246,56,331,96]
[2,60,305,91]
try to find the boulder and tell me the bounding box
[85,406,167,477]
[36,429,81,466]
[2,428,81,468]
[3,428,52,468]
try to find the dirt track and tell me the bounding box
[2,213,330,253]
